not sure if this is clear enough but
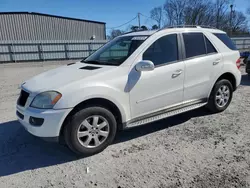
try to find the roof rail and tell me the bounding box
[160,25,217,30]
[122,29,147,35]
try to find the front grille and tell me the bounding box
[18,90,29,107]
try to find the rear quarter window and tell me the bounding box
[213,33,237,50]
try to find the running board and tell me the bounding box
[125,102,207,128]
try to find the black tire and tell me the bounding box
[207,79,233,113]
[64,106,117,156]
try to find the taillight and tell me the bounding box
[236,58,241,69]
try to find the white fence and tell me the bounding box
[0,40,107,63]
[0,37,250,63]
[231,37,250,51]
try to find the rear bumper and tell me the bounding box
[235,69,242,89]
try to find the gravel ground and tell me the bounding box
[0,60,250,188]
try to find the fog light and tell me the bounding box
[29,116,44,126]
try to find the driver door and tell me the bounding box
[129,34,185,119]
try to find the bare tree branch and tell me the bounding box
[150,6,163,28]
[164,0,188,26]
[108,29,124,40]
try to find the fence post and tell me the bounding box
[243,39,246,51]
[8,44,14,62]
[88,43,92,56]
[38,43,43,61]
[64,43,69,59]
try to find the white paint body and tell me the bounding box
[16,28,242,138]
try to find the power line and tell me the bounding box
[139,13,151,20]
[106,16,137,30]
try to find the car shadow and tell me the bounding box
[241,74,250,86]
[0,108,212,177]
[114,108,213,144]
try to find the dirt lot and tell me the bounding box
[0,61,250,188]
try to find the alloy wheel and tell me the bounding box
[215,85,230,108]
[77,115,110,148]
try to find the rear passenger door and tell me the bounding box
[182,32,223,102]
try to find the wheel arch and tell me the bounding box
[59,98,124,142]
[208,72,237,99]
[216,72,237,91]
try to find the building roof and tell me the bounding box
[0,12,106,25]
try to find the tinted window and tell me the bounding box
[183,33,206,58]
[143,34,178,66]
[213,33,237,50]
[205,36,217,54]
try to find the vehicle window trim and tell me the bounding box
[182,32,207,59]
[203,34,208,54]
[183,54,208,61]
[181,32,219,61]
[154,59,182,68]
[142,33,181,69]
[213,33,237,51]
[203,34,218,55]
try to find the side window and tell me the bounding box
[183,33,206,58]
[213,33,237,50]
[143,34,178,66]
[205,36,217,54]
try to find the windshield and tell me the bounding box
[82,35,148,66]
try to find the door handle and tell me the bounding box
[213,59,221,65]
[172,69,183,78]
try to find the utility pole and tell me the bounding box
[230,4,233,37]
[138,13,141,29]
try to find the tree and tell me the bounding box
[184,0,214,25]
[164,0,188,25]
[107,29,124,40]
[150,6,164,28]
[214,0,229,28]
[130,25,140,31]
[230,11,249,34]
[140,25,148,30]
[152,25,159,30]
[150,0,249,35]
[130,25,148,31]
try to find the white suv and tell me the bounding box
[16,26,241,155]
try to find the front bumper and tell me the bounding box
[16,105,72,139]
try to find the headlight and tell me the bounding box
[30,91,62,109]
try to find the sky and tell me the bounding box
[0,0,249,34]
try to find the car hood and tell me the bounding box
[22,62,117,94]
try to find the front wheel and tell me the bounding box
[64,106,117,156]
[207,79,233,113]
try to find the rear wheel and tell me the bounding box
[207,79,233,113]
[64,106,117,156]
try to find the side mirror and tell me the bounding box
[135,60,155,72]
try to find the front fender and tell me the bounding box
[54,85,130,123]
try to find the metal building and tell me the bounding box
[0,12,106,41]
[0,12,107,63]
